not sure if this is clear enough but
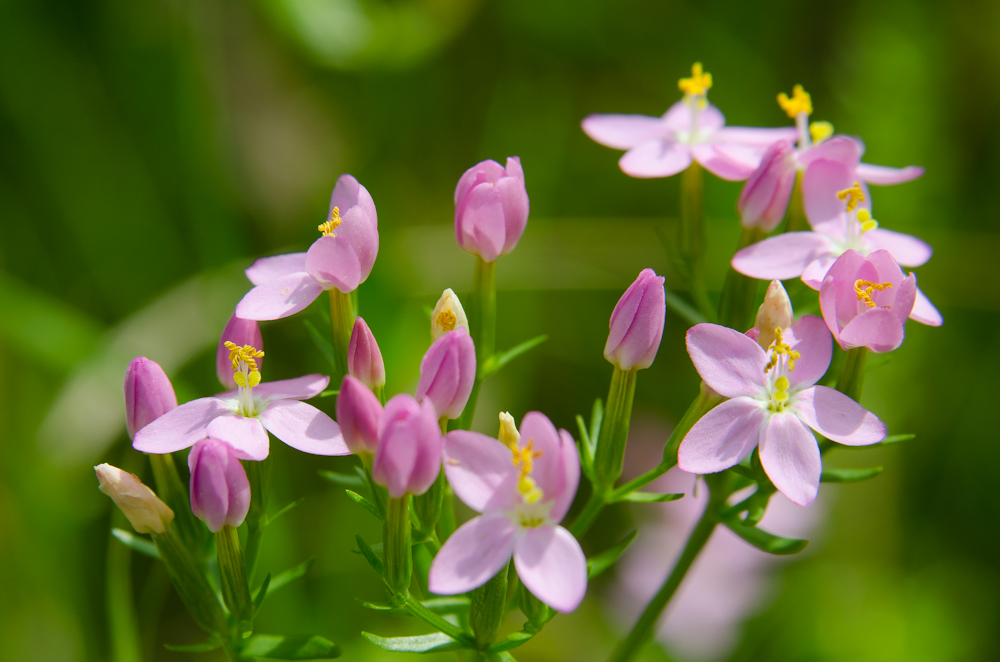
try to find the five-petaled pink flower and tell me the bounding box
[429,412,587,613]
[678,315,886,506]
[236,174,378,321]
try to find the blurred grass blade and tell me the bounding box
[253,573,272,616]
[319,470,365,487]
[821,466,884,483]
[482,334,548,378]
[616,491,684,503]
[355,535,385,579]
[587,531,637,579]
[111,529,160,559]
[267,558,315,596]
[304,320,337,371]
[265,498,305,526]
[488,630,535,652]
[663,286,706,327]
[723,518,808,555]
[345,490,382,521]
[240,634,340,659]
[164,635,222,653]
[362,632,463,653]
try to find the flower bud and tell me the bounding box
[373,395,442,498]
[431,288,470,340]
[604,268,666,371]
[753,280,794,349]
[454,157,529,262]
[188,438,251,533]
[416,328,477,420]
[95,463,175,534]
[737,140,797,233]
[336,375,383,455]
[498,411,519,447]
[347,316,386,389]
[217,314,263,389]
[124,357,178,439]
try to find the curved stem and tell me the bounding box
[329,288,356,389]
[459,258,496,430]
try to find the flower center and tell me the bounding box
[225,341,264,416]
[436,310,457,332]
[836,183,880,250]
[778,85,812,118]
[318,207,341,237]
[838,182,864,212]
[855,280,893,308]
[764,327,800,413]
[678,62,712,97]
[510,439,544,505]
[678,62,713,143]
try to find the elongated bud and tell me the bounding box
[753,280,794,349]
[347,316,385,390]
[124,357,177,438]
[336,375,383,455]
[373,395,442,498]
[737,140,797,233]
[217,314,263,389]
[431,288,470,340]
[498,411,519,447]
[455,157,529,262]
[604,269,666,370]
[95,464,174,534]
[416,328,476,420]
[188,439,251,533]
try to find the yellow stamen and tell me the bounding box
[678,62,712,97]
[777,85,812,118]
[225,341,264,387]
[518,476,544,504]
[809,120,833,144]
[318,206,341,236]
[855,280,892,308]
[436,310,457,332]
[764,327,801,373]
[837,182,865,213]
[857,208,879,232]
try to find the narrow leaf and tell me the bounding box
[267,558,314,596]
[355,535,384,579]
[304,320,337,371]
[362,632,464,653]
[843,433,915,449]
[723,519,808,555]
[360,597,469,615]
[488,630,535,652]
[317,389,338,398]
[484,334,548,377]
[266,498,305,526]
[616,491,684,503]
[575,414,594,478]
[164,637,222,653]
[112,529,160,559]
[345,490,383,521]
[821,466,884,483]
[253,573,272,616]
[588,398,603,452]
[319,470,365,487]
[241,634,341,659]
[587,531,637,579]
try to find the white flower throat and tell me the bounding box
[677,62,713,144]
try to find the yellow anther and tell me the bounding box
[511,439,542,476]
[777,85,812,118]
[809,120,833,144]
[248,371,261,388]
[234,372,246,388]
[318,206,341,236]
[518,476,543,504]
[837,182,865,213]
[225,342,264,372]
[436,310,457,332]
[764,327,801,373]
[857,208,879,232]
[855,280,892,308]
[678,62,712,97]
[775,375,789,392]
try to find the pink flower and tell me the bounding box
[819,249,918,353]
[235,175,378,321]
[678,316,886,506]
[605,268,666,370]
[347,317,385,390]
[428,412,587,613]
[737,141,798,232]
[372,395,442,498]
[454,157,529,262]
[133,343,347,461]
[336,375,382,455]
[216,314,263,389]
[415,328,476,420]
[582,63,798,180]
[124,357,178,439]
[188,438,251,533]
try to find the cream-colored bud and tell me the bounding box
[754,280,794,349]
[95,463,174,534]
[498,412,520,448]
[431,288,470,340]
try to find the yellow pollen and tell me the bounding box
[225,341,264,387]
[518,476,544,504]
[777,85,812,118]
[855,280,892,308]
[318,206,341,236]
[809,120,833,144]
[837,182,865,213]
[857,208,879,232]
[436,310,457,332]
[678,62,712,97]
[764,327,801,373]
[507,436,544,503]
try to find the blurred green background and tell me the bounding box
[1,0,998,660]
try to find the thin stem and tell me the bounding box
[680,162,714,321]
[593,366,638,492]
[785,169,806,232]
[459,258,496,430]
[836,346,869,402]
[242,455,272,582]
[568,491,605,538]
[107,536,142,662]
[216,526,253,628]
[329,288,356,388]
[717,227,766,330]
[384,497,413,595]
[148,453,202,551]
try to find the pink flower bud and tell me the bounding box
[753,280,794,349]
[188,438,251,533]
[336,375,383,455]
[372,395,442,498]
[124,357,178,439]
[95,463,175,534]
[415,328,476,420]
[737,140,797,232]
[216,314,263,389]
[454,157,529,262]
[604,269,666,370]
[347,317,385,389]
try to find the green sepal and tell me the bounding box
[345,489,383,521]
[488,630,535,652]
[304,320,337,371]
[821,466,884,483]
[354,535,385,580]
[614,491,683,503]
[253,573,272,616]
[111,528,160,559]
[481,334,548,378]
[362,632,464,653]
[319,470,365,487]
[240,634,341,659]
[163,635,222,653]
[722,518,808,555]
[587,531,637,579]
[267,558,315,596]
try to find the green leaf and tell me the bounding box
[488,631,535,652]
[821,466,884,483]
[616,491,684,503]
[482,335,548,377]
[164,636,222,652]
[575,414,594,478]
[588,398,603,452]
[587,531,637,579]
[241,634,340,659]
[111,529,160,559]
[266,498,305,526]
[319,470,365,487]
[267,558,315,596]
[355,535,384,579]
[345,490,383,521]
[362,632,464,653]
[360,596,469,616]
[843,433,916,450]
[359,531,431,553]
[722,519,808,555]
[304,320,337,371]
[253,573,272,616]
[317,389,339,398]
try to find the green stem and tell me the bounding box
[360,453,387,519]
[836,347,869,402]
[785,170,806,233]
[216,526,253,628]
[470,560,510,647]
[242,455,272,582]
[593,366,638,493]
[107,536,141,662]
[568,491,605,538]
[459,258,497,430]
[384,497,413,595]
[148,453,202,551]
[717,227,766,330]
[152,526,226,633]
[329,288,356,388]
[680,162,714,321]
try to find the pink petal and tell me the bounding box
[798,135,863,169]
[691,143,755,181]
[802,158,869,228]
[731,232,836,280]
[330,174,378,233]
[518,412,565,511]
[863,228,932,267]
[206,414,270,461]
[694,103,725,133]
[443,430,521,514]
[801,255,838,290]
[133,397,227,455]
[496,176,529,255]
[252,375,330,401]
[793,386,886,446]
[458,181,506,262]
[550,429,580,523]
[454,161,505,206]
[618,140,692,178]
[332,205,379,283]
[678,397,766,474]
[713,126,799,146]
[581,114,667,150]
[685,324,768,398]
[428,514,516,596]
[504,156,525,183]
[782,315,833,389]
[260,400,349,456]
[660,100,690,131]
[305,235,362,293]
[856,163,924,186]
[245,253,308,286]
[758,414,821,507]
[235,272,324,321]
[911,288,943,326]
[838,308,905,353]
[513,525,588,613]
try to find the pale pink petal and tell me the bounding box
[330,174,378,233]
[793,386,886,446]
[514,526,588,613]
[618,140,692,178]
[691,143,755,181]
[496,176,529,255]
[782,315,833,389]
[458,182,506,262]
[252,375,330,402]
[758,414,821,507]
[454,161,505,206]
[260,400,349,456]
[206,414,270,461]
[802,159,868,228]
[504,156,525,184]
[863,228,932,267]
[713,126,799,146]
[443,430,520,514]
[731,232,836,281]
[235,272,324,321]
[801,255,838,290]
[581,114,667,149]
[838,308,904,353]
[518,412,565,505]
[428,514,517,595]
[660,100,691,131]
[331,205,379,283]
[890,273,918,328]
[695,103,725,133]
[686,324,768,398]
[856,163,924,186]
[678,398,766,474]
[305,235,362,293]
[911,288,943,326]
[133,397,228,455]
[550,430,580,523]
[798,135,863,169]
[245,253,308,286]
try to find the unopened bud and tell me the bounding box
[95,463,174,534]
[754,280,794,348]
[498,412,519,447]
[348,317,386,389]
[124,357,177,439]
[431,288,469,340]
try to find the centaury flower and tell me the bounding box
[454,157,529,262]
